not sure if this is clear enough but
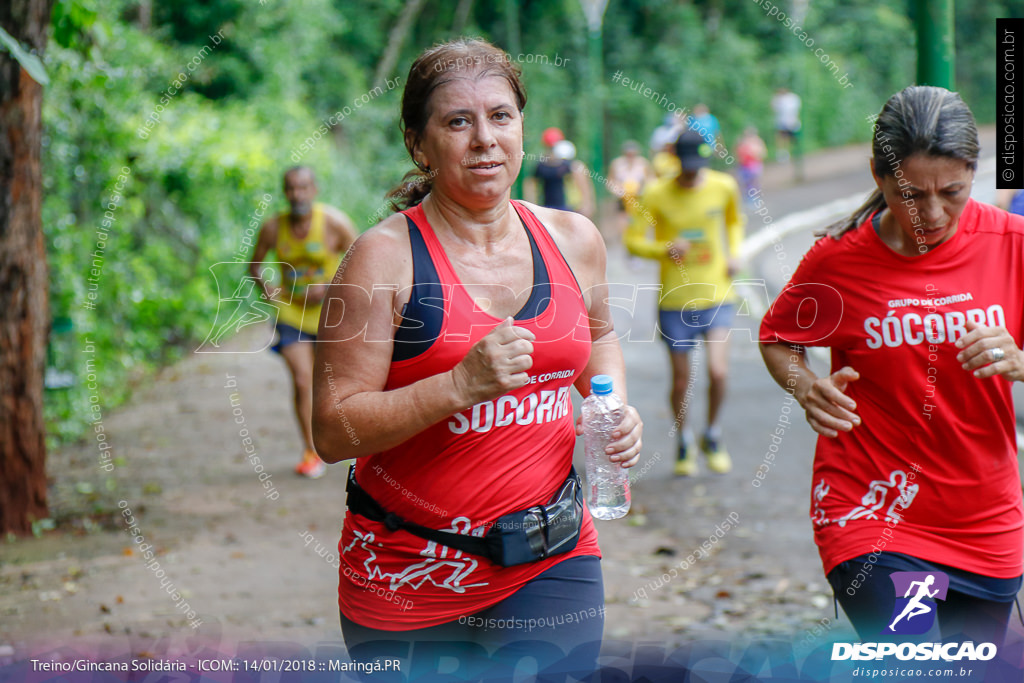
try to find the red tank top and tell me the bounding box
[338,201,601,629]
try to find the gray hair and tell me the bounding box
[822,86,978,239]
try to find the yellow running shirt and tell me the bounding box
[274,203,341,335]
[625,170,745,310]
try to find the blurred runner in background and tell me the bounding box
[771,87,801,164]
[249,166,357,478]
[608,140,653,244]
[736,126,767,204]
[650,111,687,178]
[995,188,1024,216]
[626,130,745,477]
[687,103,722,148]
[525,127,595,218]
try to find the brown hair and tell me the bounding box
[822,86,978,239]
[386,38,528,212]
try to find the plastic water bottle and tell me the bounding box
[582,375,631,520]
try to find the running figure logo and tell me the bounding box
[885,571,949,635]
[195,262,287,353]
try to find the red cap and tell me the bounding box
[541,127,564,147]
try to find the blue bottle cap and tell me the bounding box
[590,375,614,395]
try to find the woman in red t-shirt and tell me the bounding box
[760,86,1024,645]
[310,39,643,676]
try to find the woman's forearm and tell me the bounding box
[575,333,628,401]
[759,342,816,404]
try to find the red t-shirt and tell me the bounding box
[760,199,1024,578]
[338,202,601,629]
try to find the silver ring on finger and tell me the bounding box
[991,347,1006,363]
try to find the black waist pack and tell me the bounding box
[345,464,583,567]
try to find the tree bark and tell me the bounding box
[373,0,426,88]
[0,0,53,535]
[137,0,152,31]
[453,0,473,34]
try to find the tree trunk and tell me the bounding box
[137,0,152,31]
[453,0,473,34]
[373,0,426,88]
[0,0,53,535]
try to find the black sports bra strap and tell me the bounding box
[391,211,553,362]
[391,216,445,362]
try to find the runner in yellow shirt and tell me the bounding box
[249,166,357,478]
[625,130,745,476]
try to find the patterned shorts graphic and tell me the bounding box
[885,571,949,635]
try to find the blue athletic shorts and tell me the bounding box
[829,551,1022,603]
[270,322,315,354]
[659,303,736,352]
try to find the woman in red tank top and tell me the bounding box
[311,39,643,677]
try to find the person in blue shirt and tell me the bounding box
[688,103,721,148]
[996,188,1024,216]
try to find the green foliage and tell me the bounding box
[41,0,1002,445]
[954,0,1023,123]
[51,0,98,50]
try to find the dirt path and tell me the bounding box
[8,142,1019,680]
[0,150,871,661]
[0,282,839,673]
